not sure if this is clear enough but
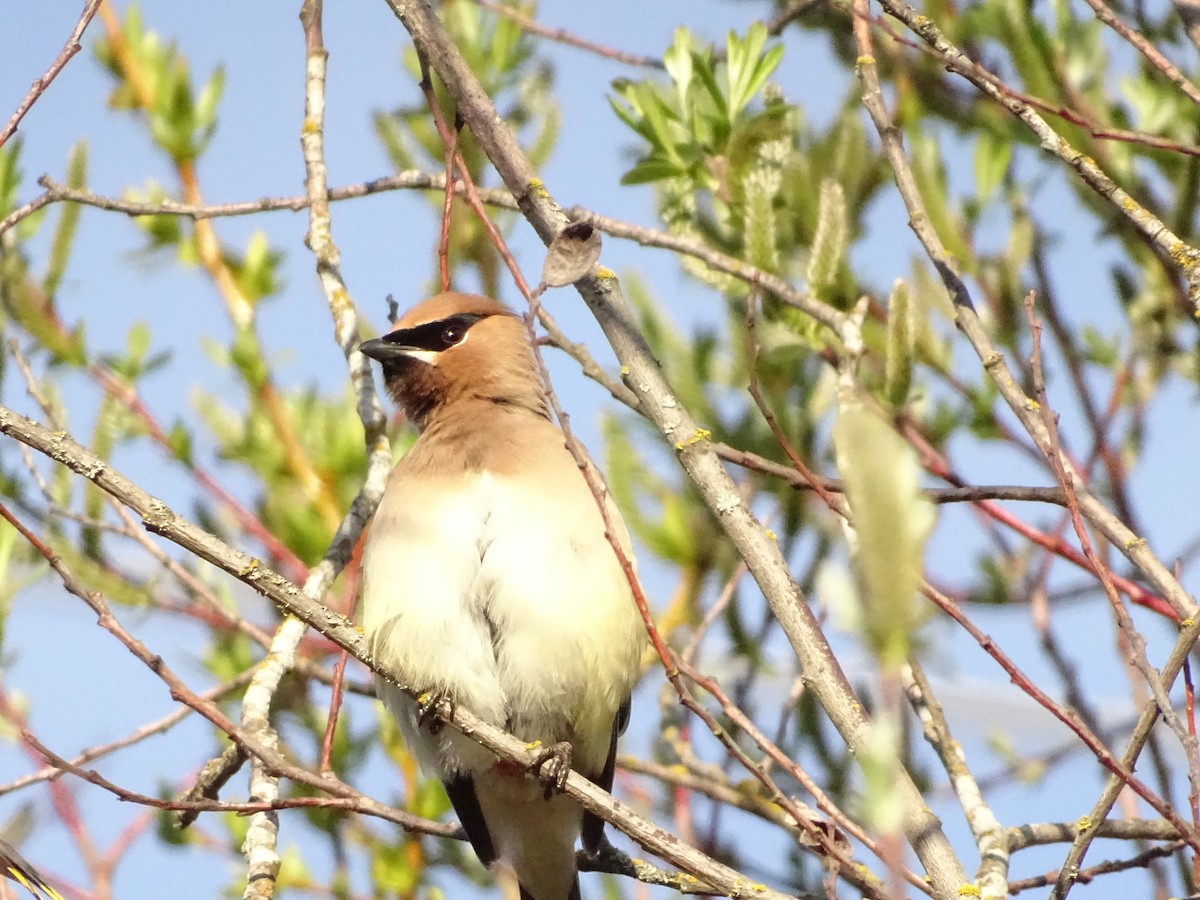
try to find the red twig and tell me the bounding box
[1026,294,1200,845]
[671,723,697,848]
[900,419,1176,620]
[674,657,920,896]
[0,508,101,884]
[9,331,306,583]
[100,810,152,882]
[745,289,841,512]
[20,727,438,824]
[420,47,460,294]
[90,367,308,582]
[470,0,664,69]
[319,546,361,774]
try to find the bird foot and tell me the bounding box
[529,741,573,799]
[416,691,453,735]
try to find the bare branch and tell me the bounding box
[0,0,104,148]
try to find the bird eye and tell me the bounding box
[440,324,466,348]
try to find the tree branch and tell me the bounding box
[0,0,104,148]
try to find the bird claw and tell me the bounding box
[530,741,573,799]
[417,691,453,735]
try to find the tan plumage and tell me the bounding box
[359,293,644,900]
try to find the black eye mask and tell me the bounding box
[385,313,487,352]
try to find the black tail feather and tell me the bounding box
[442,774,496,865]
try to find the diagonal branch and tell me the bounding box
[0,0,105,148]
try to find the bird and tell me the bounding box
[358,292,645,900]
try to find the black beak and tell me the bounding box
[359,338,411,362]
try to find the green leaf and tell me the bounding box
[740,44,784,117]
[372,839,424,895]
[691,48,728,125]
[725,23,781,119]
[635,83,684,163]
[1081,325,1119,367]
[167,420,194,465]
[43,141,88,298]
[192,64,225,151]
[0,139,23,220]
[229,324,268,388]
[128,319,151,363]
[227,230,281,303]
[276,844,312,889]
[620,158,687,185]
[663,28,694,111]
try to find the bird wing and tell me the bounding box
[443,773,497,866]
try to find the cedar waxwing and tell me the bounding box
[358,293,644,900]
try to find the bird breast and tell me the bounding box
[361,467,643,776]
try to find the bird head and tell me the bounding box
[360,292,548,429]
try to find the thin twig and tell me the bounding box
[0,0,104,148]
[921,580,1195,848]
[1025,294,1200,779]
[0,672,253,799]
[471,0,664,68]
[1,174,844,332]
[904,661,1009,898]
[1008,841,1187,894]
[745,289,841,513]
[1079,0,1200,109]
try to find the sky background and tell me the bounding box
[0,1,1193,898]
